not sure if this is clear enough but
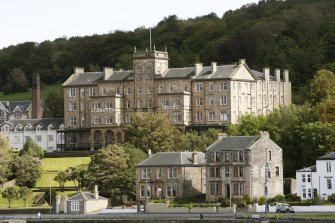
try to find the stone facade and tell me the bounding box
[62,49,291,150]
[135,152,205,201]
[206,132,283,201]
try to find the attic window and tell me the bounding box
[14,111,21,118]
[36,125,42,131]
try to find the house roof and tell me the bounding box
[0,118,64,130]
[206,136,259,152]
[317,152,335,160]
[296,165,316,172]
[136,152,205,167]
[0,101,45,113]
[67,192,107,201]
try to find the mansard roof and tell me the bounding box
[317,152,335,160]
[207,136,260,152]
[136,152,205,167]
[0,101,45,113]
[0,118,64,130]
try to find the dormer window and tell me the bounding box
[48,125,54,130]
[0,110,5,118]
[36,125,42,131]
[14,111,21,118]
[24,125,30,131]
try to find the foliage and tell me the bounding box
[43,188,57,205]
[19,137,44,159]
[44,88,64,118]
[18,186,33,207]
[220,197,230,207]
[88,144,130,197]
[327,193,335,204]
[12,155,42,188]
[0,134,13,183]
[123,145,148,169]
[126,113,179,153]
[285,194,301,202]
[242,194,252,205]
[232,198,246,208]
[258,196,266,205]
[308,70,335,105]
[54,171,68,192]
[227,114,267,136]
[3,68,29,95]
[1,186,20,208]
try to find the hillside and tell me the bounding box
[0,0,334,103]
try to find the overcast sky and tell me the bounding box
[0,0,258,49]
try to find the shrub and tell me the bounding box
[258,196,266,205]
[242,194,252,205]
[328,193,335,204]
[232,198,246,208]
[285,194,301,202]
[219,197,230,207]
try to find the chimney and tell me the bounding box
[275,68,281,82]
[104,67,113,80]
[32,73,41,119]
[263,67,270,81]
[217,133,227,141]
[260,131,270,139]
[284,69,289,82]
[148,149,152,157]
[211,62,217,74]
[194,63,203,76]
[94,185,99,199]
[192,152,198,164]
[239,59,246,65]
[74,67,84,76]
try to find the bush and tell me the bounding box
[285,194,301,202]
[232,198,246,208]
[328,193,335,204]
[219,197,230,207]
[258,196,266,205]
[242,194,252,205]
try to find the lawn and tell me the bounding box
[0,192,49,209]
[0,83,62,101]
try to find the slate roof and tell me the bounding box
[136,152,205,167]
[296,165,316,172]
[0,118,64,130]
[67,192,107,201]
[317,152,335,160]
[207,136,259,152]
[0,101,45,113]
[251,70,276,81]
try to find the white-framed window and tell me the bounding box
[220,111,228,122]
[71,201,80,211]
[126,101,131,109]
[80,88,84,97]
[166,185,177,197]
[125,115,131,124]
[137,100,142,108]
[302,188,306,198]
[140,185,151,198]
[233,182,239,195]
[89,88,96,96]
[126,88,131,95]
[137,87,142,94]
[302,174,306,183]
[173,112,181,122]
[93,115,101,125]
[141,168,151,179]
[208,111,215,121]
[148,85,152,94]
[162,98,169,107]
[69,88,76,97]
[69,102,77,111]
[36,135,42,142]
[93,101,102,110]
[81,116,85,126]
[106,115,113,124]
[209,97,214,106]
[195,83,203,92]
[209,83,214,91]
[240,183,244,195]
[220,82,228,91]
[196,97,203,106]
[69,117,76,126]
[157,168,161,179]
[101,86,106,95]
[148,99,152,108]
[48,135,53,141]
[173,98,181,107]
[327,178,332,190]
[196,112,203,122]
[106,100,113,109]
[220,96,228,105]
[168,83,173,92]
[327,162,331,173]
[80,102,84,111]
[168,168,177,179]
[276,167,280,176]
[159,85,163,93]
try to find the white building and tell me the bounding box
[296,153,335,200]
[0,119,64,152]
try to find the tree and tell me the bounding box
[88,144,130,197]
[308,69,335,104]
[71,165,89,192]
[54,171,68,192]
[227,114,267,136]
[44,88,64,118]
[4,68,29,94]
[0,134,13,184]
[123,145,148,169]
[19,186,33,207]
[19,137,44,159]
[1,186,20,208]
[126,113,179,153]
[12,155,42,188]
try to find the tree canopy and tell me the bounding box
[0,134,13,184]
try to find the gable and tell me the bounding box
[229,66,256,81]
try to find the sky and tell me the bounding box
[0,0,258,49]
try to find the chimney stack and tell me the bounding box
[148,149,152,157]
[263,67,270,81]
[260,131,270,139]
[217,133,227,141]
[211,62,217,74]
[275,68,281,82]
[192,152,198,164]
[94,185,99,199]
[74,67,84,76]
[284,69,289,82]
[32,73,41,119]
[239,59,246,65]
[104,67,113,80]
[194,63,203,76]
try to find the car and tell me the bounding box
[275,203,294,213]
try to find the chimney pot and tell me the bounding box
[74,67,84,76]
[263,67,270,81]
[32,73,41,119]
[103,67,113,80]
[260,131,270,139]
[148,149,152,157]
[275,68,281,82]
[94,185,99,199]
[284,69,289,82]
[211,62,217,74]
[194,63,203,76]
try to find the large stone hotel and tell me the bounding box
[62,48,291,150]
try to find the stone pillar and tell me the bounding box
[63,195,68,214]
[56,195,61,214]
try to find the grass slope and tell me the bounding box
[0,83,62,101]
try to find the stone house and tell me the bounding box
[296,152,335,200]
[135,152,205,201]
[62,48,291,150]
[206,132,283,201]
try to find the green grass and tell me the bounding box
[0,83,62,101]
[0,192,49,209]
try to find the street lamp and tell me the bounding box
[49,176,52,213]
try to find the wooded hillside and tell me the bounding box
[0,0,334,103]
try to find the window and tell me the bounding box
[240,183,244,195]
[208,111,215,121]
[69,117,76,126]
[106,115,113,124]
[168,83,173,92]
[36,135,42,142]
[101,86,106,95]
[137,87,142,94]
[166,185,177,197]
[173,98,181,107]
[233,183,238,195]
[157,168,161,179]
[69,88,76,97]
[116,86,120,94]
[196,97,203,106]
[307,174,311,182]
[211,183,215,195]
[140,185,151,198]
[71,202,79,211]
[81,116,85,126]
[308,188,312,199]
[209,83,214,91]
[302,188,306,198]
[276,167,280,176]
[80,89,84,97]
[220,111,228,122]
[89,88,96,96]
[216,167,220,177]
[239,167,244,177]
[195,83,203,92]
[48,135,53,141]
[209,97,214,106]
[233,152,238,161]
[69,102,77,111]
[327,162,331,173]
[268,170,271,178]
[173,112,181,122]
[225,152,231,162]
[225,167,230,177]
[106,100,113,109]
[327,178,332,190]
[93,101,102,110]
[93,115,101,125]
[80,102,84,111]
[126,88,131,95]
[234,167,238,177]
[220,96,228,105]
[196,112,203,122]
[239,151,244,162]
[159,85,163,93]
[14,111,21,118]
[220,82,227,91]
[302,174,306,183]
[136,100,142,108]
[141,168,151,179]
[168,168,177,179]
[148,85,152,94]
[148,99,152,108]
[126,101,131,109]
[268,151,272,161]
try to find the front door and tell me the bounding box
[226,184,231,198]
[157,187,162,200]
